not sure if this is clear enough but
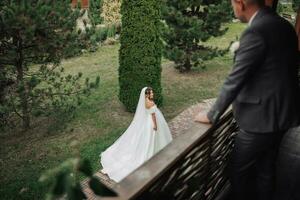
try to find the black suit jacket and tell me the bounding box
[207,7,300,133]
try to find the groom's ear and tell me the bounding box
[236,0,246,11]
[241,0,247,11]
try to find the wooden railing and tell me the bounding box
[101,111,239,200]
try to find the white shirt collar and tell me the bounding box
[248,11,259,26]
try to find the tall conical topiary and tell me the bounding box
[119,0,163,112]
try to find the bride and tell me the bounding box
[100,87,173,182]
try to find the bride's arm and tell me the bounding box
[146,99,157,131]
[152,113,157,131]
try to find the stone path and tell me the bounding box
[81,99,215,199]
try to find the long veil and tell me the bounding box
[131,87,148,126]
[100,87,150,181]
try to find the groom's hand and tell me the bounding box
[194,112,211,124]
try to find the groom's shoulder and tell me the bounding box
[251,8,294,33]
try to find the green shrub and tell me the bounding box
[100,28,109,41]
[92,25,117,44]
[95,28,108,42]
[119,0,163,112]
[107,25,117,38]
[89,0,103,25]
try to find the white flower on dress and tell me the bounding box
[230,41,240,54]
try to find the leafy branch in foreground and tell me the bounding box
[40,157,117,200]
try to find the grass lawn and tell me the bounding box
[0,22,246,200]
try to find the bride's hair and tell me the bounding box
[145,87,153,97]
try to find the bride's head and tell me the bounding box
[145,87,154,101]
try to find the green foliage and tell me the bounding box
[90,25,118,46]
[119,0,163,112]
[277,2,284,13]
[93,27,109,42]
[161,0,232,72]
[0,0,100,129]
[34,66,100,132]
[107,24,117,38]
[293,0,300,11]
[89,0,103,25]
[40,158,117,200]
[64,20,103,57]
[278,1,297,14]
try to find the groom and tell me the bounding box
[195,0,300,200]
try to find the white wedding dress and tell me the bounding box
[100,87,173,182]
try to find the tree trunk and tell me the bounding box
[183,56,192,72]
[15,36,30,129]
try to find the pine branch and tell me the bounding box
[43,89,87,97]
